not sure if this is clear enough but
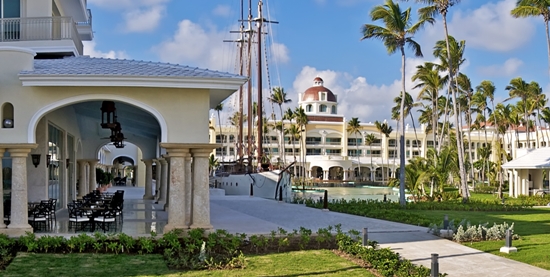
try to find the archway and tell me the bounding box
[328,166,343,180]
[311,166,323,179]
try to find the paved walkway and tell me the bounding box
[47,187,549,276]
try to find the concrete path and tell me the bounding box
[211,194,550,277]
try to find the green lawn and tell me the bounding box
[2,250,374,277]
[407,208,550,270]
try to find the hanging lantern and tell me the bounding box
[100,101,117,129]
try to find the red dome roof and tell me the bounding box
[302,77,337,102]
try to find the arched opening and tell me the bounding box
[328,166,343,180]
[1,102,14,128]
[331,105,336,114]
[306,104,312,112]
[311,166,323,179]
[319,104,327,113]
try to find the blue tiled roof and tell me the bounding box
[20,56,245,79]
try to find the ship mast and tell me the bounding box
[253,0,277,166]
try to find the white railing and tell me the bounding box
[0,17,83,55]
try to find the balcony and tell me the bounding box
[0,16,86,56]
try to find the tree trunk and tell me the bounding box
[399,47,407,206]
[443,14,469,201]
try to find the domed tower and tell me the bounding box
[299,77,340,118]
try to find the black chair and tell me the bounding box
[67,203,90,232]
[28,204,49,231]
[94,208,117,233]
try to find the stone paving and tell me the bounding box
[43,187,550,276]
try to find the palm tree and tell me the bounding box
[347,118,363,181]
[412,62,445,152]
[294,107,309,181]
[511,0,550,77]
[286,124,302,179]
[432,35,469,200]
[412,0,468,200]
[456,74,475,182]
[375,120,393,183]
[361,0,433,206]
[214,103,224,162]
[392,91,420,148]
[505,77,534,147]
[365,133,377,181]
[208,154,219,176]
[269,87,292,165]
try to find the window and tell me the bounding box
[320,92,326,101]
[347,138,362,146]
[306,149,322,155]
[406,140,410,147]
[366,150,381,157]
[326,149,341,155]
[1,0,21,41]
[216,147,223,155]
[319,104,327,112]
[1,102,14,128]
[326,137,341,145]
[388,150,397,158]
[1,0,20,18]
[229,135,235,143]
[306,105,312,112]
[306,137,321,145]
[427,140,434,148]
[348,149,362,157]
[285,148,300,153]
[412,140,421,147]
[229,147,235,155]
[48,124,63,210]
[331,105,336,114]
[271,148,279,153]
[388,139,397,147]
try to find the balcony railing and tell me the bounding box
[0,16,83,55]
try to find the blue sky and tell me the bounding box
[85,0,548,126]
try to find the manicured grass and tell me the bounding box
[2,250,374,277]
[407,208,550,270]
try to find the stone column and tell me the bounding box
[87,160,99,193]
[159,158,168,207]
[0,148,4,229]
[154,159,161,199]
[7,146,36,234]
[142,159,154,199]
[184,154,192,226]
[190,148,213,229]
[77,160,88,197]
[323,170,328,180]
[163,148,190,232]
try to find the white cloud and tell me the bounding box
[122,5,165,33]
[478,58,524,77]
[152,19,291,72]
[151,19,232,70]
[213,5,232,17]
[270,42,290,64]
[420,0,536,53]
[89,0,169,33]
[83,41,129,59]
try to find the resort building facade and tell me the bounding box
[210,77,550,197]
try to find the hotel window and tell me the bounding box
[320,92,326,101]
[427,140,434,148]
[319,104,327,112]
[347,149,362,157]
[388,139,397,147]
[229,148,235,155]
[306,104,312,112]
[331,105,336,114]
[307,149,322,155]
[326,149,341,155]
[1,0,21,40]
[229,135,235,143]
[388,150,397,158]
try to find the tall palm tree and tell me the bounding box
[432,35,469,200]
[505,77,534,147]
[412,62,445,152]
[347,118,362,181]
[294,107,309,181]
[282,108,295,164]
[365,133,377,181]
[361,0,433,206]
[375,120,393,183]
[511,0,550,77]
[214,103,225,162]
[411,0,468,200]
[269,87,292,165]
